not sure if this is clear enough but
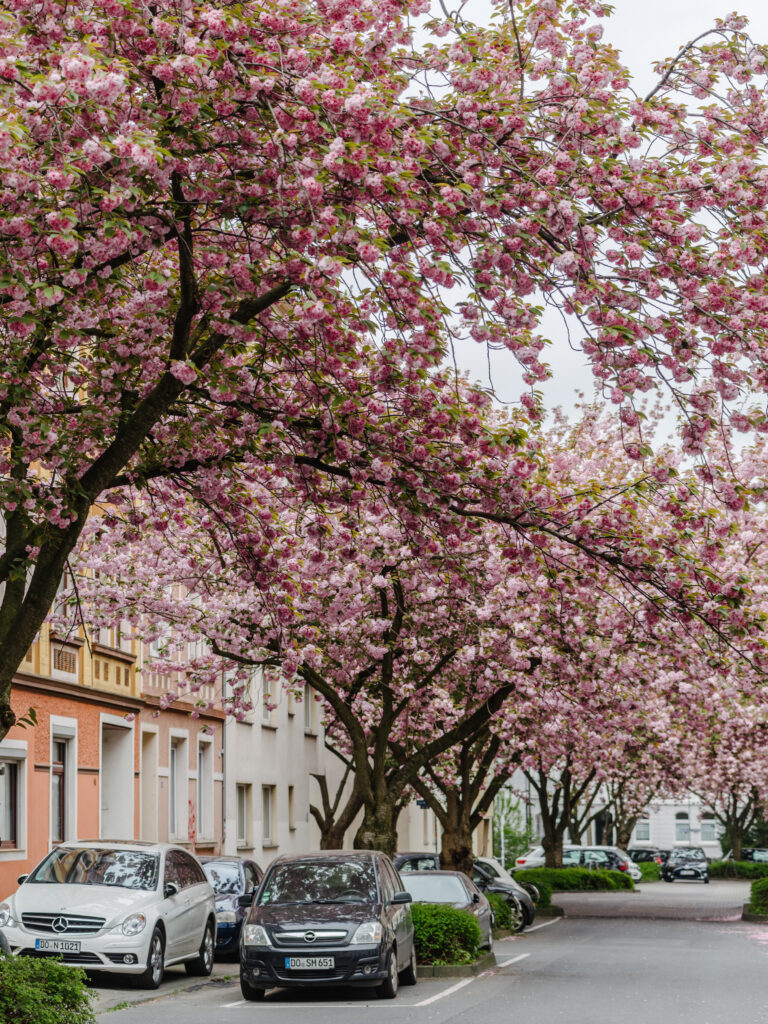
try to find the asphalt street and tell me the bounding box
[92,882,768,1024]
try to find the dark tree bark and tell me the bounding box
[526,759,597,868]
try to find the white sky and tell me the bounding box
[450,0,768,416]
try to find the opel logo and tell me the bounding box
[52,917,68,933]
[304,931,316,943]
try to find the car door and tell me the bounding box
[162,850,191,961]
[384,859,413,970]
[177,851,211,955]
[464,876,492,942]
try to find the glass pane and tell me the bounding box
[0,762,16,845]
[52,774,64,843]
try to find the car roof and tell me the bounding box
[270,850,383,865]
[401,869,468,877]
[58,840,173,852]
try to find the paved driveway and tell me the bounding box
[554,879,750,920]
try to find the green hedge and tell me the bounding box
[411,903,482,965]
[514,866,634,901]
[638,862,661,883]
[710,860,768,879]
[750,877,768,915]
[486,892,513,930]
[0,955,95,1024]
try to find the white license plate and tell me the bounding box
[680,870,695,876]
[35,938,81,953]
[285,956,334,970]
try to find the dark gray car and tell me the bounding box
[239,851,416,1001]
[400,870,494,950]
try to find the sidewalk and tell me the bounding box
[91,962,238,1014]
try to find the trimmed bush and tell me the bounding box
[514,866,634,900]
[0,955,95,1024]
[710,860,768,880]
[749,876,768,915]
[638,862,661,883]
[487,892,512,930]
[411,903,482,965]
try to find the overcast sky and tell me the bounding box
[450,0,768,416]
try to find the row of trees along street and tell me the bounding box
[4,0,768,864]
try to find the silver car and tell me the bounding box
[0,840,216,988]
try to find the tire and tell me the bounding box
[240,970,266,1001]
[484,928,494,953]
[508,897,525,934]
[186,921,215,977]
[399,943,417,986]
[377,947,399,999]
[136,927,165,990]
[704,876,710,884]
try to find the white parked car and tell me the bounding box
[514,844,642,881]
[0,840,216,989]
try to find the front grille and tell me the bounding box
[22,948,103,965]
[272,929,349,947]
[22,913,105,935]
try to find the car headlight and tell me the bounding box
[216,910,237,924]
[0,903,13,928]
[243,924,271,946]
[122,913,147,937]
[350,921,382,944]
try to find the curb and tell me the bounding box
[741,903,768,923]
[417,952,496,978]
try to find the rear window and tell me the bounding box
[403,874,469,904]
[671,848,706,861]
[203,862,242,895]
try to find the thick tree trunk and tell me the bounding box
[319,824,350,850]
[541,827,567,868]
[615,816,637,851]
[731,830,743,860]
[353,803,400,858]
[439,789,474,873]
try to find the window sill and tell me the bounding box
[262,842,278,850]
[261,723,277,731]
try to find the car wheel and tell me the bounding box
[508,897,525,934]
[186,921,215,977]
[377,947,399,999]
[240,969,266,1001]
[399,942,417,986]
[484,927,494,953]
[136,927,165,990]
[704,876,710,884]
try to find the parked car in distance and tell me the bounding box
[0,841,216,989]
[471,857,537,931]
[661,847,710,883]
[561,845,642,882]
[723,848,768,862]
[400,870,494,950]
[393,852,441,873]
[239,851,416,1001]
[200,856,263,959]
[628,847,669,865]
[514,846,547,870]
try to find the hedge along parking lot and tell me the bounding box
[411,903,483,966]
[512,867,634,906]
[0,954,95,1024]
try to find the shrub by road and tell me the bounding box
[0,955,94,1024]
[513,867,634,908]
[411,903,482,965]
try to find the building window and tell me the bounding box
[675,812,690,842]
[0,761,18,848]
[197,742,213,840]
[236,784,250,846]
[262,674,273,724]
[634,814,650,842]
[701,813,717,842]
[304,683,313,731]
[262,786,274,844]
[51,741,67,844]
[169,738,187,840]
[288,786,295,831]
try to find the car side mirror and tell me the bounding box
[392,891,412,905]
[472,892,480,904]
[164,881,180,899]
[238,891,255,908]
[16,875,28,886]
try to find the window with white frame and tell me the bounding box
[700,812,718,842]
[288,786,295,831]
[634,813,650,842]
[675,811,690,842]
[262,673,273,724]
[0,760,19,849]
[169,736,187,839]
[304,683,313,731]
[236,783,251,846]
[197,741,213,840]
[262,786,275,844]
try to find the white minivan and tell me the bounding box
[0,840,216,988]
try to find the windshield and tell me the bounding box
[258,860,377,905]
[203,862,241,895]
[28,847,159,890]
[403,875,468,904]
[671,848,706,861]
